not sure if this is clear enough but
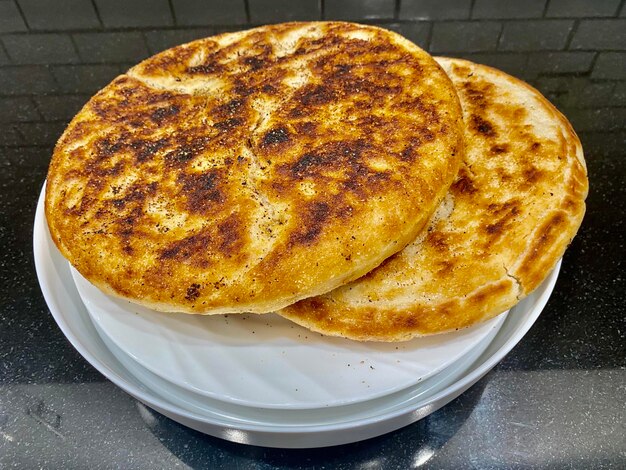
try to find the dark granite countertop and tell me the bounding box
[1,0,625,468]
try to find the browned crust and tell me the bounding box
[45,22,464,314]
[283,277,518,341]
[508,80,588,293]
[279,57,588,341]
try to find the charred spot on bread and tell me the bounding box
[279,57,587,341]
[45,22,464,314]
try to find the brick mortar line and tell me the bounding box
[13,0,30,30]
[48,64,64,95]
[424,22,433,52]
[167,0,178,26]
[0,93,92,98]
[89,0,105,29]
[141,30,155,54]
[469,0,477,20]
[461,51,534,56]
[618,0,626,17]
[495,20,505,51]
[2,118,79,124]
[394,0,401,21]
[567,102,623,110]
[0,37,10,62]
[68,34,82,63]
[588,51,601,76]
[537,70,593,78]
[244,0,251,24]
[139,32,151,60]
[542,0,551,18]
[4,121,73,126]
[564,19,579,50]
[12,122,28,143]
[0,60,139,67]
[5,17,626,36]
[0,144,54,149]
[26,95,45,122]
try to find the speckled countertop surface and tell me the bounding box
[1,1,625,468]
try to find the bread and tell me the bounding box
[45,22,464,314]
[279,57,588,341]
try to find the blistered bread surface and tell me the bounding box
[279,57,588,340]
[45,23,464,314]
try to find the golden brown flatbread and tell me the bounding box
[45,23,463,314]
[279,57,588,341]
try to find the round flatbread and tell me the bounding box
[279,57,588,341]
[45,23,463,314]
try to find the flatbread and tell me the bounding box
[279,57,588,341]
[45,23,463,314]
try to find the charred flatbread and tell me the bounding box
[279,57,588,340]
[45,23,463,314]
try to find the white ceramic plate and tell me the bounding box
[91,314,500,425]
[35,184,560,447]
[72,265,505,409]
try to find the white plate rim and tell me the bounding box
[34,183,560,447]
[89,306,505,424]
[71,264,507,410]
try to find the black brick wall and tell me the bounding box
[570,19,626,49]
[249,0,320,23]
[172,0,247,26]
[0,65,57,94]
[17,0,100,30]
[73,32,150,62]
[546,0,621,18]
[94,0,174,28]
[472,0,546,19]
[0,96,39,122]
[400,0,471,20]
[0,45,10,65]
[431,21,501,53]
[499,20,574,50]
[325,0,395,20]
[0,0,624,154]
[2,33,79,64]
[143,28,216,53]
[50,64,122,93]
[33,94,89,121]
[527,51,595,75]
[384,22,430,47]
[399,0,472,20]
[0,1,27,32]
